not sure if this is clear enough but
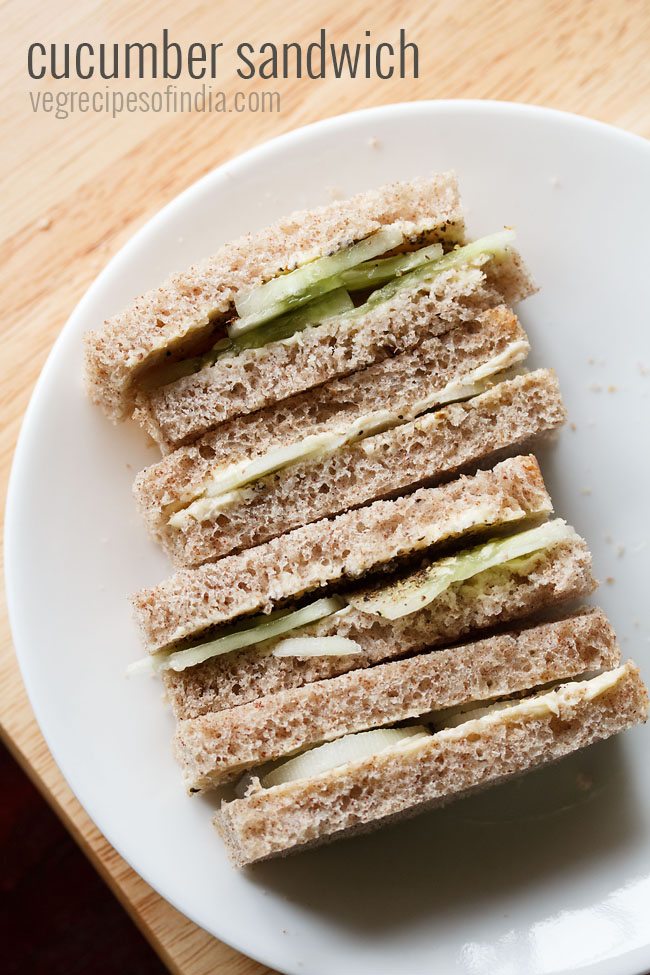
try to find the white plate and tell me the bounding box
[6,101,650,975]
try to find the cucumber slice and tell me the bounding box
[231,226,404,335]
[127,596,345,675]
[173,407,394,518]
[145,231,513,388]
[228,287,353,352]
[261,726,431,788]
[271,636,362,657]
[353,230,516,316]
[439,669,627,732]
[348,519,576,620]
[339,242,443,291]
[201,431,348,498]
[169,338,529,528]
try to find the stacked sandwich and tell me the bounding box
[85,173,647,866]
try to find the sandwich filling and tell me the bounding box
[231,225,407,333]
[129,519,577,675]
[141,230,515,392]
[348,519,575,620]
[240,667,627,793]
[168,335,529,529]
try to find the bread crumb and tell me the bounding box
[589,384,602,393]
[606,576,615,585]
[576,772,593,791]
[367,136,381,149]
[326,186,343,201]
[607,385,618,393]
[587,357,595,365]
[36,216,52,231]
[569,422,577,432]
[638,363,649,376]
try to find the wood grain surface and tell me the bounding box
[1,1,649,972]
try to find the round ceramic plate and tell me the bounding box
[6,101,650,975]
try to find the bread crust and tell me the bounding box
[174,608,620,790]
[214,662,648,865]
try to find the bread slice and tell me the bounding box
[138,368,564,567]
[162,535,596,717]
[84,173,465,423]
[174,608,620,790]
[133,455,552,652]
[132,246,534,450]
[214,662,648,865]
[135,305,532,563]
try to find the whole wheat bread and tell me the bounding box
[133,249,534,449]
[140,369,565,566]
[134,455,552,652]
[175,608,619,790]
[162,536,596,717]
[134,304,530,556]
[215,662,648,865]
[85,173,465,423]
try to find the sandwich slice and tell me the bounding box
[130,457,597,716]
[160,518,595,719]
[133,455,553,655]
[174,608,621,791]
[134,309,567,567]
[84,173,535,446]
[215,660,648,866]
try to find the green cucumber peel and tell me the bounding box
[339,242,443,291]
[231,226,404,335]
[347,230,516,317]
[226,287,354,352]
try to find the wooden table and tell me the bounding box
[1,1,649,972]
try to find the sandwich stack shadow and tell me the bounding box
[85,174,648,866]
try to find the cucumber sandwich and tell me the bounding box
[131,457,596,716]
[134,307,569,567]
[93,173,647,868]
[215,655,647,865]
[172,607,636,791]
[84,173,535,449]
